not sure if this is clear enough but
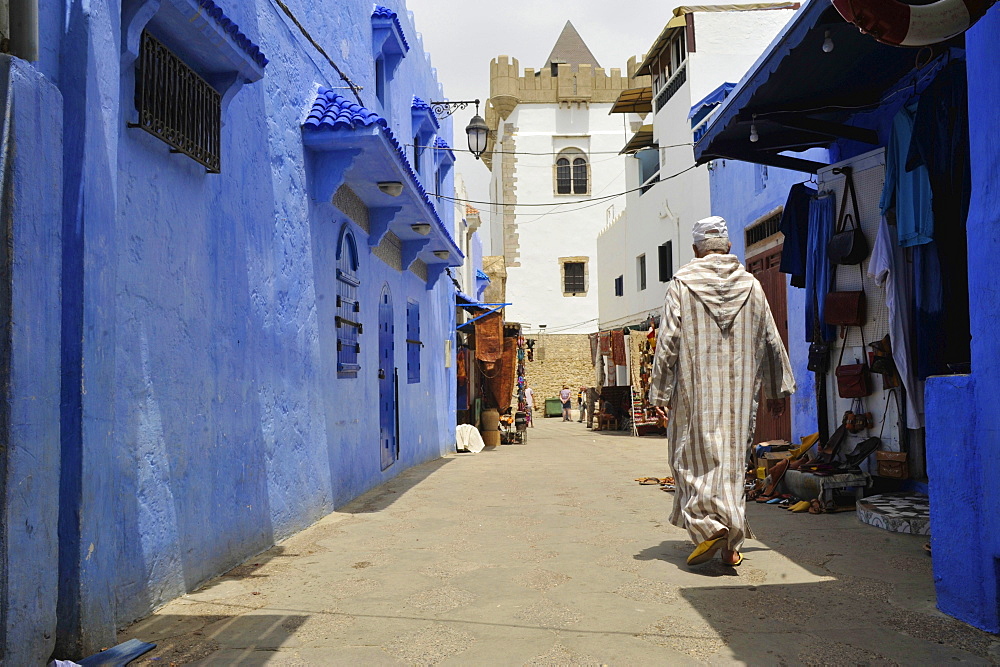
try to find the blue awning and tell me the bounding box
[688,82,735,120]
[475,269,491,283]
[693,0,931,173]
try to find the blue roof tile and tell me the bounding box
[412,96,441,130]
[304,88,388,130]
[372,5,410,52]
[303,88,460,254]
[195,0,268,68]
[434,136,456,161]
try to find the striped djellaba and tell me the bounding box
[649,254,795,552]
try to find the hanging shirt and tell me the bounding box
[879,104,934,247]
[869,217,923,428]
[778,183,815,288]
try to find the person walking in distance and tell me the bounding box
[577,386,588,423]
[586,385,600,429]
[559,385,572,421]
[524,384,535,427]
[649,216,795,568]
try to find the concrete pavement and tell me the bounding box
[121,415,999,665]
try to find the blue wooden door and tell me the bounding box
[378,285,397,470]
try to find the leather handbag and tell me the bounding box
[835,326,872,398]
[824,289,866,327]
[827,167,868,265]
[807,341,830,373]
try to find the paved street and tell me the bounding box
[122,417,999,665]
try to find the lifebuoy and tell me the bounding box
[831,0,997,46]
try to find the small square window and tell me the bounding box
[564,262,585,294]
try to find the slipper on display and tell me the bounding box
[765,497,783,504]
[789,500,812,513]
[687,535,728,566]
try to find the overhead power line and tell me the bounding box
[434,163,700,208]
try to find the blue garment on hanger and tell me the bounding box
[879,104,934,247]
[804,193,836,343]
[779,183,816,288]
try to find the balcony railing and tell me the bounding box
[654,63,687,113]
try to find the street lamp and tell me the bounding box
[429,99,490,160]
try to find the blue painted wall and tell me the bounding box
[926,10,1000,634]
[0,56,64,665]
[9,0,461,658]
[708,151,827,442]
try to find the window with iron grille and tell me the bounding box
[132,31,222,173]
[406,300,421,383]
[745,211,783,248]
[658,241,674,282]
[337,227,362,376]
[555,148,588,195]
[564,261,585,294]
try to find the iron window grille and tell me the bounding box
[556,157,571,194]
[131,31,222,173]
[564,262,585,294]
[572,157,588,194]
[745,211,783,248]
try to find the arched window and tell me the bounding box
[336,225,362,376]
[555,148,588,195]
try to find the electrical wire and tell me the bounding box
[270,0,364,105]
[433,163,700,208]
[413,143,693,156]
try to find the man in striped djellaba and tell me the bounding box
[649,216,795,568]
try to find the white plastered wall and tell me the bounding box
[489,102,630,334]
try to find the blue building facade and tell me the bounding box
[1,1,463,661]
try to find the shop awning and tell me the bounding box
[689,82,736,120]
[693,0,950,173]
[302,89,464,288]
[456,292,511,330]
[610,86,653,114]
[620,125,655,155]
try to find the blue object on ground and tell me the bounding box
[77,639,156,666]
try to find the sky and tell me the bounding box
[405,0,684,240]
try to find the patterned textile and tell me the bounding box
[649,255,795,552]
[589,334,598,366]
[486,337,517,411]
[475,312,503,362]
[599,331,611,354]
[610,330,627,366]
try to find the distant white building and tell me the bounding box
[483,22,646,335]
[597,3,801,331]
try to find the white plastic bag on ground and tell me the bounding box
[456,424,485,453]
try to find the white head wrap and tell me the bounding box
[692,216,729,244]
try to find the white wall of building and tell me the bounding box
[597,6,798,330]
[490,102,630,334]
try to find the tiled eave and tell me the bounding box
[303,92,463,288]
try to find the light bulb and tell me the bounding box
[823,29,834,53]
[749,123,759,143]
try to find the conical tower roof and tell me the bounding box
[543,21,600,72]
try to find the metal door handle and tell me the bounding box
[378,369,386,379]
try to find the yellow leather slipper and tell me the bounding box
[687,536,727,566]
[789,500,812,513]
